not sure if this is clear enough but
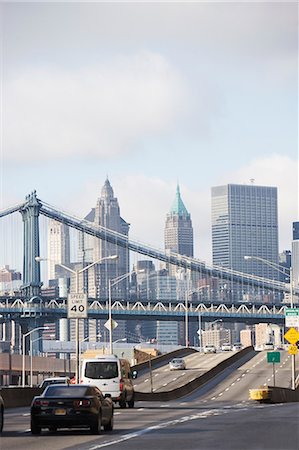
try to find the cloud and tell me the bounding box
[216,154,298,251]
[68,154,298,265]
[3,52,186,162]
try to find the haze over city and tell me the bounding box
[0,1,297,264]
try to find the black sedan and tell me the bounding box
[0,394,4,433]
[30,384,114,435]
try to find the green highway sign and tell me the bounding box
[285,308,299,328]
[267,351,280,364]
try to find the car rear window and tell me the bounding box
[44,386,88,397]
[85,361,119,379]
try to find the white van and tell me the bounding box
[81,355,136,408]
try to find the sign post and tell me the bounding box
[67,293,88,319]
[68,292,88,383]
[267,352,280,387]
[284,327,299,390]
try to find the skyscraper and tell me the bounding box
[211,183,279,281]
[47,220,70,281]
[165,185,194,257]
[163,185,194,345]
[82,178,130,300]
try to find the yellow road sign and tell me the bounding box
[284,327,299,344]
[288,344,298,355]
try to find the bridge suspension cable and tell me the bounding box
[37,199,289,293]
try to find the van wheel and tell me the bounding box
[119,400,127,408]
[127,398,135,408]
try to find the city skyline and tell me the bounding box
[0,2,297,264]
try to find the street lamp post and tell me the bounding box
[30,333,55,387]
[36,254,118,383]
[187,285,210,350]
[244,255,296,389]
[244,255,293,306]
[108,270,144,354]
[22,326,49,388]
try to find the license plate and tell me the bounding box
[54,409,66,415]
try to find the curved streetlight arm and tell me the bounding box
[110,268,144,287]
[244,255,290,276]
[35,255,118,276]
[78,255,118,275]
[24,326,50,338]
[108,269,144,354]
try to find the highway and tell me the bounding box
[1,350,299,450]
[134,351,244,392]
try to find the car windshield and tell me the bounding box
[41,379,67,388]
[85,361,118,379]
[171,359,182,363]
[44,385,89,397]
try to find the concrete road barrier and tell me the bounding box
[0,386,42,408]
[135,346,254,401]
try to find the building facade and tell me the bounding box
[211,183,279,302]
[47,220,70,281]
[79,178,130,300]
[165,185,194,258]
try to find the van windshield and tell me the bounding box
[85,361,118,379]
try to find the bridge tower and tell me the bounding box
[19,191,43,298]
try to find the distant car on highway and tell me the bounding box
[0,394,4,433]
[263,342,274,350]
[203,344,217,354]
[39,377,70,390]
[169,358,186,370]
[221,343,232,351]
[30,384,114,435]
[232,343,243,351]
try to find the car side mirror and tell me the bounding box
[131,370,138,379]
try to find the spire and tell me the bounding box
[101,177,114,200]
[170,184,189,216]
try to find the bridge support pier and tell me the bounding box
[19,191,43,298]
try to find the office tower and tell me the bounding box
[47,219,70,281]
[165,185,194,257]
[78,178,130,299]
[292,221,299,302]
[211,184,279,280]
[163,185,194,345]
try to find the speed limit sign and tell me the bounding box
[67,293,88,318]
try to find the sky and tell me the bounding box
[0,1,298,266]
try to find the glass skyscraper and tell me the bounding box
[211,184,279,281]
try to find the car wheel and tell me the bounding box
[127,398,135,408]
[103,415,114,431]
[31,419,41,435]
[119,399,127,408]
[90,413,101,434]
[0,406,3,433]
